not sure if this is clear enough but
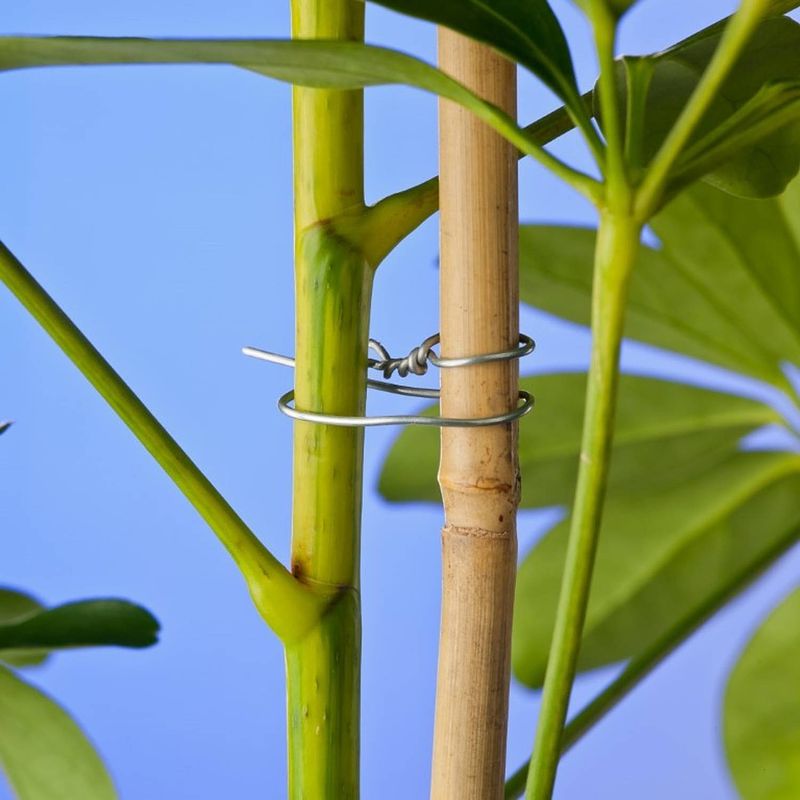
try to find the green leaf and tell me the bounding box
[379,373,779,506]
[724,587,800,800]
[518,177,800,390]
[0,37,564,182]
[603,16,800,197]
[379,372,800,689]
[0,599,160,656]
[513,451,800,687]
[0,420,11,435]
[0,665,116,800]
[0,589,49,668]
[368,0,580,107]
[670,80,800,198]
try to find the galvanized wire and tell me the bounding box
[242,332,535,428]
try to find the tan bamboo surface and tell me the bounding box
[431,29,520,800]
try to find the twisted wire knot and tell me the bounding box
[368,334,440,379]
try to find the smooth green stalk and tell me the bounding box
[591,4,626,191]
[286,2,367,796]
[636,0,772,218]
[351,99,585,267]
[525,212,642,800]
[504,519,800,799]
[0,242,324,642]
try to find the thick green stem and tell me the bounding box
[286,2,367,797]
[525,212,642,800]
[0,242,324,642]
[286,589,361,799]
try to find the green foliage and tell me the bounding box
[0,665,117,800]
[0,589,49,668]
[518,177,800,390]
[6,2,800,797]
[0,587,159,794]
[381,172,800,693]
[0,596,160,656]
[601,16,800,198]
[0,36,596,198]
[368,0,580,106]
[379,374,778,506]
[514,453,800,686]
[379,373,800,688]
[725,587,800,800]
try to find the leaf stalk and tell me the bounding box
[0,242,325,643]
[524,211,642,800]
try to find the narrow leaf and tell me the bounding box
[0,421,11,435]
[0,37,573,186]
[0,599,159,654]
[0,665,116,800]
[368,0,580,107]
[724,587,800,800]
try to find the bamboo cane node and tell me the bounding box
[442,523,513,540]
[241,333,535,428]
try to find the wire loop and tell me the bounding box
[243,332,535,428]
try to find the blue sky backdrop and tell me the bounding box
[2,1,799,797]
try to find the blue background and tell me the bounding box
[2,1,799,797]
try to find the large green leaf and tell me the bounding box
[724,587,800,800]
[518,177,800,390]
[0,589,49,668]
[602,16,800,197]
[368,0,579,107]
[379,374,780,506]
[379,373,800,689]
[0,599,159,656]
[0,665,116,800]
[513,452,800,686]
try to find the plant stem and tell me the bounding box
[356,99,585,268]
[504,521,800,799]
[525,212,642,800]
[431,32,520,800]
[0,242,324,642]
[285,1,367,797]
[591,5,625,190]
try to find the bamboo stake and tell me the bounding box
[431,31,519,800]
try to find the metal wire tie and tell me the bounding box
[242,333,535,428]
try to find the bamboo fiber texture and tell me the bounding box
[431,30,520,800]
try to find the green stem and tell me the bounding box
[286,1,367,797]
[591,5,626,191]
[0,242,324,642]
[636,0,772,218]
[352,99,585,267]
[504,521,800,799]
[525,212,642,800]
